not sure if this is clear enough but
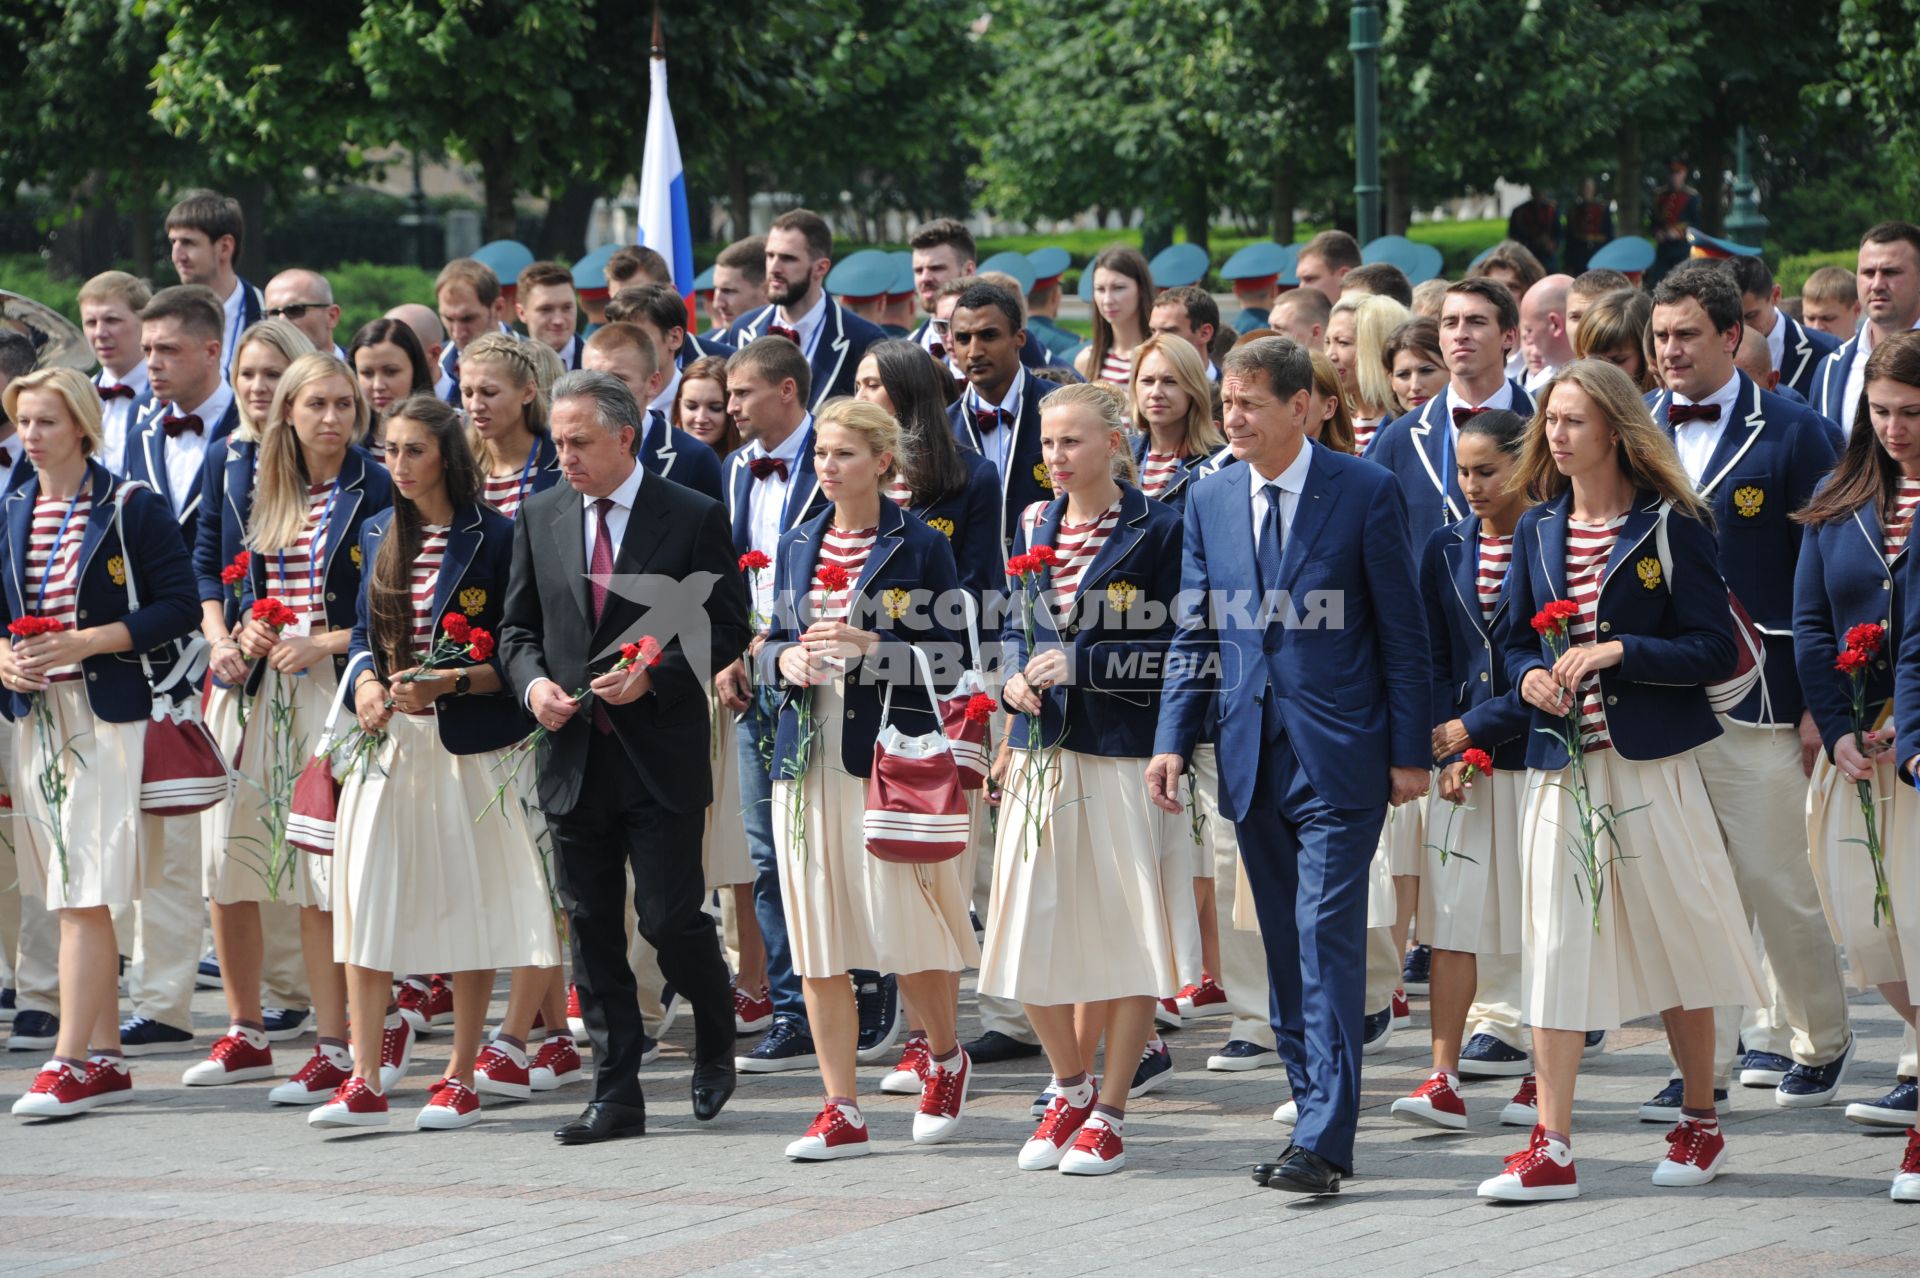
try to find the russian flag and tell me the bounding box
[637,49,695,319]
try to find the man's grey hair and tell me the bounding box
[552,368,643,436]
[1221,335,1314,399]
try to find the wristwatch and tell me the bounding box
[453,672,472,696]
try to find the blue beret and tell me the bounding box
[572,243,617,294]
[1687,228,1763,259]
[473,239,534,288]
[692,263,715,293]
[1361,235,1440,283]
[1279,241,1308,285]
[1220,240,1286,282]
[978,250,1037,295]
[1026,247,1071,286]
[1468,244,1497,271]
[1149,243,1210,289]
[1589,236,1656,273]
[888,251,915,298]
[1077,264,1097,301]
[825,248,895,301]
[1409,243,1444,284]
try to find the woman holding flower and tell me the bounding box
[976,383,1192,1176]
[0,368,198,1118]
[762,397,973,1161]
[219,354,392,1108]
[311,396,558,1129]
[1390,409,1536,1133]
[1480,360,1762,1201]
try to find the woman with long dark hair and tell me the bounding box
[348,318,435,443]
[1074,247,1154,387]
[673,354,746,456]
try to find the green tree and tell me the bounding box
[1820,0,1920,205]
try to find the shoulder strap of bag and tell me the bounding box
[112,481,210,700]
[877,643,943,729]
[961,591,982,674]
[1653,500,1675,590]
[312,651,376,760]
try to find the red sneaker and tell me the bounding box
[268,1048,351,1105]
[1501,1074,1539,1127]
[1477,1129,1577,1201]
[415,1078,482,1130]
[785,1103,871,1160]
[1018,1092,1095,1170]
[394,978,432,1034]
[733,982,774,1035]
[1058,1114,1126,1175]
[421,976,454,1027]
[1390,1070,1468,1130]
[530,1038,585,1091]
[1175,976,1231,1020]
[378,1016,415,1092]
[880,1032,930,1095]
[1651,1119,1727,1187]
[1893,1128,1920,1202]
[1390,987,1411,1027]
[474,1041,531,1100]
[182,1029,275,1086]
[912,1050,971,1144]
[1154,996,1183,1029]
[308,1076,389,1128]
[11,1057,133,1117]
[566,983,585,1037]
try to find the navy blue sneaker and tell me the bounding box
[1130,1038,1174,1097]
[1638,1078,1728,1123]
[262,1007,311,1042]
[853,973,899,1063]
[1361,1006,1394,1057]
[119,1015,194,1056]
[195,952,222,990]
[736,1015,817,1073]
[1458,1032,1530,1077]
[1030,1082,1057,1118]
[1401,944,1432,995]
[1583,1029,1606,1055]
[7,1009,57,1051]
[1846,1078,1918,1129]
[0,986,16,1024]
[1777,1037,1854,1108]
[1738,1049,1794,1088]
[1207,1039,1280,1071]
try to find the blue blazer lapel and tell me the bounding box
[4,478,34,618]
[782,426,821,530]
[1695,372,1766,498]
[1600,492,1664,597]
[726,452,753,548]
[1445,518,1488,642]
[785,518,823,626]
[1409,397,1460,521]
[139,417,173,512]
[851,502,906,601]
[224,441,255,532]
[1534,494,1571,600]
[809,298,852,409]
[320,449,368,584]
[1074,486,1149,598]
[1276,445,1342,589]
[1032,495,1067,589]
[73,463,119,586]
[430,504,487,622]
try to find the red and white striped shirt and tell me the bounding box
[1887,476,1920,562]
[884,474,913,508]
[407,524,451,660]
[809,524,876,628]
[265,484,335,626]
[24,492,93,679]
[1476,531,1512,622]
[483,469,530,521]
[1140,451,1181,500]
[1098,349,1133,387]
[1351,417,1379,456]
[1048,499,1122,624]
[1564,515,1625,751]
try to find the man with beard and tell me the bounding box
[726,209,882,410]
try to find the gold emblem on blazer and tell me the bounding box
[107,555,126,587]
[882,587,911,620]
[1636,556,1663,590]
[1034,462,1054,490]
[927,516,955,539]
[1732,485,1764,518]
[458,586,487,617]
[1106,580,1138,612]
[349,544,363,568]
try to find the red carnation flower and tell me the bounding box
[1462,747,1493,776]
[1846,622,1885,656]
[251,598,298,631]
[963,693,998,724]
[738,550,771,573]
[815,563,851,594]
[443,613,472,643]
[1835,648,1872,675]
[636,635,663,667]
[1028,545,1060,568]
[219,551,251,586]
[465,628,495,662]
[1006,553,1037,578]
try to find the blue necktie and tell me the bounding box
[1257,482,1286,595]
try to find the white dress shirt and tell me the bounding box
[746,419,811,621]
[965,372,1025,480]
[1842,317,1920,436]
[94,362,149,475]
[1765,309,1786,373]
[218,279,248,381]
[159,382,231,516]
[1523,362,1558,395]
[651,365,683,419]
[773,291,829,361]
[524,461,647,711]
[1671,372,1740,486]
[1444,380,1516,445]
[1250,436,1315,554]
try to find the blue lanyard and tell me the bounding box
[277,482,342,609]
[505,442,541,514]
[1439,414,1456,522]
[32,490,86,615]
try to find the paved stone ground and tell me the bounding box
[4,980,1920,1277]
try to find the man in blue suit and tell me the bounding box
[1811,221,1920,435]
[1645,262,1854,1111]
[1723,256,1838,404]
[1148,337,1430,1195]
[1365,277,1537,551]
[944,283,1056,555]
[727,209,883,411]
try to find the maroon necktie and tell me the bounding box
[1450,406,1490,427]
[749,456,788,482]
[769,323,801,344]
[162,414,203,438]
[975,408,1004,432]
[589,497,616,734]
[98,383,135,401]
[1668,402,1722,425]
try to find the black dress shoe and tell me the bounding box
[554,1101,647,1144]
[1265,1144,1343,1195]
[963,1030,1042,1063]
[691,1061,736,1122]
[1251,1144,1300,1187]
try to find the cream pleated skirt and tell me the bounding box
[703,693,754,889]
[331,712,560,973]
[1807,749,1920,991]
[772,681,978,979]
[977,745,1200,1005]
[15,681,146,911]
[1521,748,1766,1030]
[201,664,338,908]
[1366,780,1427,927]
[1418,768,1525,955]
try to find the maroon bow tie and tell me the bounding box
[749,456,789,482]
[1451,406,1490,427]
[98,383,136,401]
[0,445,11,467]
[162,413,203,438]
[975,408,1005,431]
[768,323,801,345]
[1668,402,1722,425]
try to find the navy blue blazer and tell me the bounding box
[1420,518,1531,772]
[1129,434,1215,515]
[193,435,258,628]
[1810,333,1862,426]
[1003,484,1181,758]
[947,367,1057,555]
[1154,442,1431,817]
[761,500,962,779]
[680,330,736,370]
[1495,490,1736,769]
[0,462,199,723]
[722,425,830,558]
[905,450,1003,603]
[347,503,531,755]
[1794,493,1912,758]
[1364,381,1537,552]
[1649,371,1839,723]
[123,397,241,556]
[640,410,724,502]
[729,294,884,410]
[1775,311,1841,402]
[240,446,393,696]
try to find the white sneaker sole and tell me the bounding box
[1207,1051,1279,1072]
[1154,1007,1183,1030]
[1846,1102,1917,1128]
[880,1069,925,1095]
[567,1017,587,1038]
[1500,1102,1539,1127]
[529,1068,585,1091]
[855,1028,901,1064]
[1177,1003,1233,1020]
[1650,1145,1726,1187]
[1390,1099,1467,1130]
[1478,1176,1578,1202]
[1738,1068,1787,1087]
[1458,1054,1531,1077]
[1272,1100,1297,1125]
[308,1106,390,1128]
[1891,1173,1920,1202]
[1128,1067,1173,1099]
[415,1105,482,1130]
[269,1084,340,1106]
[120,1038,195,1058]
[475,1075,532,1100]
[1774,1085,1841,1108]
[738,1053,818,1073]
[735,1014,773,1035]
[11,1090,131,1117]
[911,1069,970,1144]
[1018,1138,1072,1171]
[786,1136,871,1160]
[1059,1150,1125,1176]
[183,1063,276,1086]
